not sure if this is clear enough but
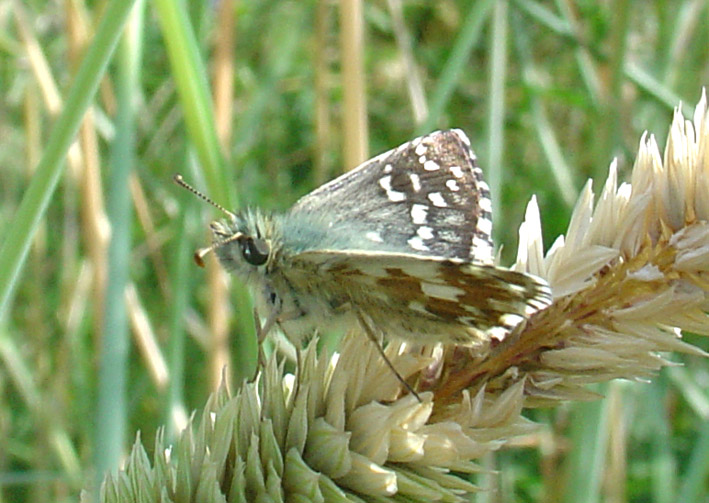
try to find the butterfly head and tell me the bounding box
[173,174,276,277]
[204,210,275,276]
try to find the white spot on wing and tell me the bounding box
[379,175,406,202]
[365,231,383,243]
[423,160,440,171]
[477,217,493,236]
[415,143,427,156]
[428,192,447,207]
[407,236,430,251]
[351,263,388,278]
[417,226,434,239]
[500,313,524,328]
[488,326,508,342]
[383,163,393,174]
[479,196,492,213]
[411,204,428,224]
[449,165,464,178]
[421,282,466,302]
[452,129,471,146]
[473,234,490,248]
[446,179,459,191]
[471,235,493,262]
[507,283,529,294]
[409,173,421,192]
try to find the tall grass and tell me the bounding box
[0,1,707,502]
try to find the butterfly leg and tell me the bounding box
[251,294,282,382]
[354,311,421,402]
[274,308,308,401]
[251,302,306,403]
[250,309,267,382]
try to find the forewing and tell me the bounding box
[289,130,494,263]
[291,250,552,341]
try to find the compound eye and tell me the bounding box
[240,237,269,266]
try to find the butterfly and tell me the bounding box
[177,129,551,384]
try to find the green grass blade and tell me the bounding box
[417,0,494,134]
[563,386,609,503]
[152,0,232,208]
[93,2,145,493]
[0,0,138,319]
[514,0,573,38]
[486,0,509,234]
[677,416,709,503]
[625,63,690,115]
[511,11,577,207]
[0,327,82,485]
[165,196,192,440]
[646,380,677,503]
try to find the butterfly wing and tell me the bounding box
[288,130,494,263]
[288,250,552,344]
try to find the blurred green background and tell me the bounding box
[0,0,707,502]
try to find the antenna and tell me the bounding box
[173,174,237,221]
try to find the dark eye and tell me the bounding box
[240,237,269,266]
